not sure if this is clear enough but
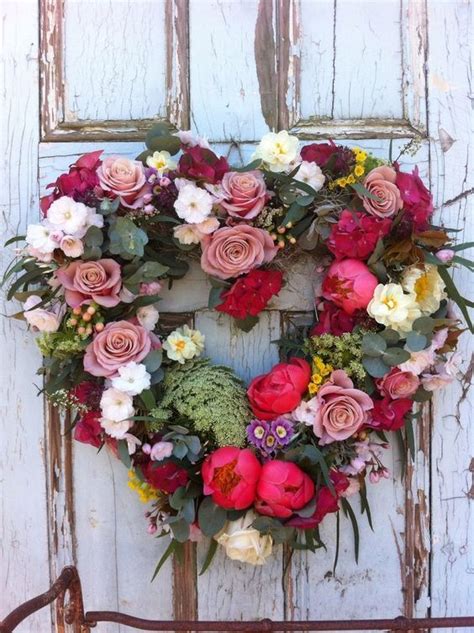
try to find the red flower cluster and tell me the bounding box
[370,397,413,431]
[395,166,433,231]
[178,146,229,184]
[311,300,357,336]
[74,410,102,448]
[288,471,349,529]
[216,269,283,320]
[301,141,354,176]
[41,150,103,214]
[328,210,392,260]
[144,461,189,494]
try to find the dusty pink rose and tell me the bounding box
[56,259,122,308]
[361,166,402,218]
[376,368,419,399]
[84,320,152,377]
[200,225,278,279]
[220,170,267,219]
[98,156,148,209]
[321,259,378,315]
[311,370,373,445]
[139,281,163,296]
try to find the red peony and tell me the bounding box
[311,300,357,336]
[288,471,349,528]
[328,210,392,260]
[301,142,353,175]
[41,150,102,214]
[395,166,433,231]
[369,397,413,431]
[201,447,261,510]
[178,146,229,184]
[255,460,315,519]
[247,358,311,420]
[216,269,284,320]
[144,461,189,494]
[74,411,102,448]
[321,259,378,316]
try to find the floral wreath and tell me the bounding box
[3,125,473,575]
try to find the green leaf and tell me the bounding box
[118,441,131,468]
[145,123,181,155]
[208,286,224,309]
[361,332,387,357]
[362,356,390,378]
[405,417,416,458]
[198,497,227,537]
[136,149,152,165]
[6,267,46,300]
[451,241,474,252]
[170,519,190,543]
[280,201,308,228]
[232,159,263,172]
[149,367,165,385]
[382,347,411,366]
[99,197,120,215]
[144,349,163,373]
[84,225,104,248]
[333,511,340,575]
[295,193,315,207]
[108,217,149,258]
[351,181,382,202]
[234,315,259,332]
[199,538,219,575]
[359,485,374,531]
[379,328,400,345]
[406,332,428,352]
[341,498,360,564]
[412,386,432,402]
[151,539,177,581]
[413,316,435,334]
[124,261,169,288]
[4,234,26,247]
[139,388,156,410]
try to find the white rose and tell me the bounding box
[60,235,84,258]
[216,511,273,565]
[111,362,151,396]
[100,388,134,422]
[100,417,132,440]
[367,283,421,334]
[174,183,213,224]
[47,196,90,235]
[252,130,299,173]
[23,295,63,332]
[294,161,325,192]
[401,264,446,315]
[137,305,159,331]
[26,223,59,253]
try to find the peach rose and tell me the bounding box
[56,259,122,308]
[83,320,152,377]
[312,370,373,445]
[220,170,267,219]
[200,225,278,279]
[376,368,419,399]
[361,166,402,218]
[98,156,148,209]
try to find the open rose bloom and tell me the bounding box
[5,125,471,575]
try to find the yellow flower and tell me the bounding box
[338,177,348,188]
[308,382,320,395]
[354,164,365,177]
[355,151,367,163]
[311,373,323,385]
[128,470,159,504]
[346,174,356,184]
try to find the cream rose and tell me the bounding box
[216,511,273,565]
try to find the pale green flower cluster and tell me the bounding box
[304,332,367,385]
[158,359,251,447]
[36,332,86,359]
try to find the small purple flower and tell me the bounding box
[270,417,294,447]
[246,419,269,450]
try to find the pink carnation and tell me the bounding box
[220,170,267,219]
[56,259,122,308]
[97,156,148,209]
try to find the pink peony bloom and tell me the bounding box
[309,370,373,445]
[83,320,152,377]
[395,166,433,230]
[200,225,278,280]
[97,156,148,209]
[220,170,268,219]
[56,259,122,308]
[376,368,419,400]
[255,460,315,519]
[321,259,378,315]
[361,166,403,218]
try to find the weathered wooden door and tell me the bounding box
[1,1,473,631]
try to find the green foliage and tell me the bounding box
[36,331,87,360]
[108,217,149,258]
[304,332,367,386]
[159,359,251,447]
[360,331,411,378]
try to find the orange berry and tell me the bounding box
[73,307,82,316]
[87,306,96,316]
[82,312,92,322]
[69,318,77,327]
[95,322,105,332]
[77,326,86,335]
[277,226,286,234]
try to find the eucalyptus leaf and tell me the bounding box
[208,286,224,309]
[198,497,227,537]
[382,347,411,366]
[362,356,390,378]
[361,332,387,357]
[144,349,163,373]
[406,331,428,352]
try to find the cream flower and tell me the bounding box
[181,324,205,353]
[146,150,177,175]
[252,130,299,173]
[367,283,421,334]
[111,362,151,396]
[26,223,60,254]
[216,511,273,565]
[23,296,63,332]
[60,236,84,258]
[100,417,132,440]
[162,326,204,364]
[173,217,220,245]
[123,433,142,455]
[47,196,90,235]
[174,183,213,223]
[137,304,159,331]
[100,387,134,422]
[295,161,325,192]
[401,264,446,315]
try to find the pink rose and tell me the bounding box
[200,225,278,280]
[97,156,148,209]
[311,370,373,445]
[376,368,419,399]
[220,170,268,219]
[321,259,378,315]
[56,259,122,308]
[83,320,152,377]
[139,281,163,296]
[361,166,402,218]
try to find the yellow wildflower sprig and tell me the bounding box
[328,147,368,190]
[128,469,159,504]
[308,355,334,395]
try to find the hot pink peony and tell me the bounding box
[395,166,433,230]
[288,470,349,529]
[220,170,268,219]
[321,259,378,315]
[376,368,419,400]
[56,259,122,308]
[255,460,315,519]
[311,370,373,445]
[97,156,148,209]
[361,166,403,218]
[83,320,152,377]
[200,225,278,280]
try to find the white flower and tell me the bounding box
[111,362,151,396]
[123,433,142,455]
[26,223,59,253]
[100,387,134,422]
[143,441,174,461]
[100,418,132,440]
[175,130,210,149]
[252,130,299,173]
[119,287,137,303]
[47,196,90,235]
[216,511,273,565]
[292,397,319,426]
[60,235,84,258]
[294,161,325,192]
[23,296,63,332]
[367,283,421,334]
[173,224,202,245]
[180,324,205,353]
[174,183,214,223]
[137,305,159,331]
[26,246,54,263]
[146,150,177,175]
[163,326,204,364]
[401,264,446,315]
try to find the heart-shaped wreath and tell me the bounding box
[3,125,472,575]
